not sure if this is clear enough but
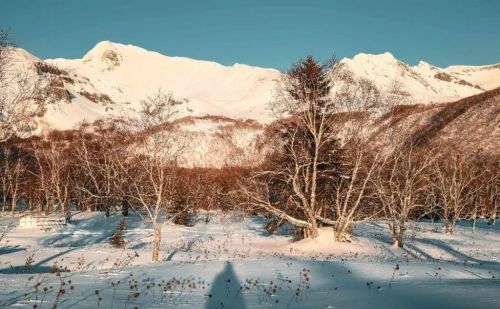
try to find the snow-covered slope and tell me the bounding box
[337,52,500,104]
[45,43,500,126]
[445,63,500,90]
[1,47,123,132]
[47,41,281,123]
[6,41,490,131]
[168,116,265,168]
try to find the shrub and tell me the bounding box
[109,220,127,248]
[79,91,114,105]
[34,62,67,76]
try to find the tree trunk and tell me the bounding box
[490,212,497,225]
[121,198,129,217]
[10,194,17,215]
[63,203,71,223]
[389,223,397,246]
[389,222,404,247]
[333,220,351,242]
[10,198,15,215]
[396,227,405,248]
[449,218,457,234]
[444,218,452,234]
[308,218,319,238]
[1,194,6,213]
[152,225,161,262]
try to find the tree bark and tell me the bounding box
[121,198,129,217]
[308,218,319,238]
[152,225,161,262]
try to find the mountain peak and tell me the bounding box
[82,41,130,71]
[351,51,397,64]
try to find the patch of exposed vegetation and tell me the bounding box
[79,91,114,105]
[434,72,453,82]
[34,62,67,76]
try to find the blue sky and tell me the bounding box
[1,0,499,70]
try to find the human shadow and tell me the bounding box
[206,262,247,309]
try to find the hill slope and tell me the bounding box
[369,87,500,157]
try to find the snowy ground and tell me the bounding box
[0,212,499,308]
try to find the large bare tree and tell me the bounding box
[373,147,433,247]
[118,90,184,261]
[433,154,481,234]
[243,56,385,239]
[244,56,342,238]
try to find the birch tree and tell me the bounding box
[0,28,46,142]
[31,140,72,219]
[244,56,343,238]
[118,90,183,261]
[73,124,126,216]
[433,155,480,234]
[373,147,433,247]
[243,56,385,239]
[0,145,24,213]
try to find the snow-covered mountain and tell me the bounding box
[46,41,281,127]
[336,52,498,104]
[6,41,498,131]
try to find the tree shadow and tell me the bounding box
[414,238,500,269]
[164,236,203,261]
[39,213,144,247]
[303,259,500,309]
[205,262,247,309]
[0,245,25,255]
[0,247,77,274]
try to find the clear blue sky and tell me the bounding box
[1,0,499,71]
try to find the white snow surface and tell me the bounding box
[0,212,499,308]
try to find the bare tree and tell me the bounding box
[373,147,433,247]
[29,138,72,219]
[135,90,181,130]
[433,154,480,234]
[0,28,46,142]
[243,56,345,238]
[73,123,125,216]
[326,147,381,241]
[243,56,387,240]
[322,70,386,241]
[118,90,184,261]
[0,145,24,214]
[480,163,499,226]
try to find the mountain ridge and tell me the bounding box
[5,41,500,133]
